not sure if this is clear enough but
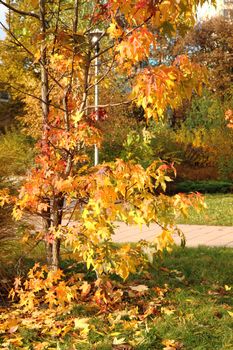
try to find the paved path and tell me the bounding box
[113,223,233,247]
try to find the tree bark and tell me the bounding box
[39,0,55,268]
[51,195,64,270]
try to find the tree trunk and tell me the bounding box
[50,195,64,270]
[52,238,60,271]
[42,198,52,266]
[39,0,55,268]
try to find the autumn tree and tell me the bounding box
[167,16,233,178]
[174,16,233,99]
[0,0,210,276]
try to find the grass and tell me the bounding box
[177,193,233,226]
[1,246,233,349]
[146,246,233,350]
[86,246,233,350]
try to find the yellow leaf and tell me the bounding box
[107,22,123,38]
[161,307,175,315]
[84,221,96,231]
[224,285,231,291]
[0,189,10,207]
[74,318,89,331]
[33,342,49,350]
[6,318,20,334]
[113,337,126,345]
[72,111,84,125]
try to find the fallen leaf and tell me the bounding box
[6,319,20,334]
[130,285,148,293]
[162,339,183,350]
[161,307,175,315]
[74,318,89,331]
[113,337,126,345]
[224,285,231,291]
[80,281,91,298]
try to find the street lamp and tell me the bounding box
[89,29,104,166]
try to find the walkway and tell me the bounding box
[113,223,233,247]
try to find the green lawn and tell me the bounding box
[177,194,233,226]
[143,246,233,350]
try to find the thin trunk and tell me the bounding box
[51,195,64,270]
[39,0,49,144]
[39,0,53,267]
[43,198,52,266]
[73,0,79,34]
[52,239,60,270]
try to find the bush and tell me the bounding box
[174,90,233,180]
[121,121,181,168]
[183,91,226,131]
[170,180,233,194]
[0,128,35,179]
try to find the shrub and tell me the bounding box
[0,128,35,179]
[174,91,233,180]
[121,121,181,168]
[171,180,233,194]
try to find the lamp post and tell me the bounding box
[89,29,103,166]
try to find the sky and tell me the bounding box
[197,1,217,20]
[0,4,6,40]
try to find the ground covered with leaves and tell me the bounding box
[1,246,233,350]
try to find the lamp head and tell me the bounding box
[89,29,104,45]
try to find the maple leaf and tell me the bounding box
[72,111,84,125]
[4,318,20,334]
[107,21,123,38]
[0,189,11,207]
[80,281,91,298]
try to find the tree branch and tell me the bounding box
[87,55,116,92]
[6,82,66,112]
[0,0,40,19]
[85,98,136,110]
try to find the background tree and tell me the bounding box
[174,16,233,99]
[169,17,233,179]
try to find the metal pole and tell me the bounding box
[94,43,99,166]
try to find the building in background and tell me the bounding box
[197,0,233,21]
